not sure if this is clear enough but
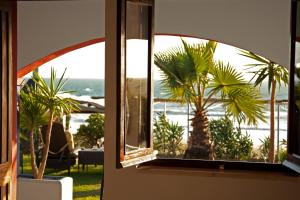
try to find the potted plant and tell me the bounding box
[17,68,78,200]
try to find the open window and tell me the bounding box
[116,0,156,168]
[284,0,300,173]
[116,0,300,174]
[0,2,14,199]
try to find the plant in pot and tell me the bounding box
[17,68,79,200]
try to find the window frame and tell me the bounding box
[283,0,300,173]
[116,0,300,175]
[116,0,156,168]
[137,159,295,174]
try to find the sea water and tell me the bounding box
[52,78,288,148]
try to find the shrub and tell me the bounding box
[75,113,104,148]
[277,139,287,162]
[258,136,270,162]
[209,117,253,160]
[153,113,185,157]
[257,137,287,163]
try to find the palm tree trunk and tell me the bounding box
[184,110,213,159]
[29,129,39,178]
[37,113,54,179]
[268,80,276,163]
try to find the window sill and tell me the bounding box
[137,158,299,177]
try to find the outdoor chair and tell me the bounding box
[41,122,77,175]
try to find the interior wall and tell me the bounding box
[155,0,290,67]
[17,0,289,71]
[105,0,299,200]
[17,0,105,71]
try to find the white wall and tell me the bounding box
[105,0,299,200]
[17,0,289,70]
[155,0,290,67]
[18,0,289,72]
[17,0,105,71]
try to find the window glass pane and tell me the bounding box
[125,2,149,153]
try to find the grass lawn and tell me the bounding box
[21,154,103,200]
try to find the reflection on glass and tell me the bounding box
[125,2,149,153]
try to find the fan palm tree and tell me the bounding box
[154,39,266,159]
[20,68,79,179]
[239,50,288,163]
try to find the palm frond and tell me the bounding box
[30,67,80,116]
[154,39,218,107]
[239,50,289,92]
[208,61,247,97]
[223,86,266,126]
[253,67,268,86]
[54,68,68,94]
[239,50,270,65]
[180,38,215,76]
[19,86,48,130]
[155,45,197,103]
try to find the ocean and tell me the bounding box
[49,78,288,148]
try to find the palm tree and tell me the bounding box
[239,50,288,163]
[20,86,48,178]
[20,68,78,179]
[154,39,266,159]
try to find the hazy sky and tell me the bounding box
[36,42,105,79]
[33,35,259,80]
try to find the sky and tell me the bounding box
[30,35,261,80]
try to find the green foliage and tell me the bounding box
[277,147,287,163]
[277,138,287,163]
[154,39,265,126]
[209,117,253,160]
[239,50,289,91]
[20,69,78,135]
[32,68,79,116]
[240,50,288,163]
[19,68,79,179]
[258,137,287,163]
[19,85,48,131]
[258,136,270,162]
[75,113,105,148]
[153,113,185,157]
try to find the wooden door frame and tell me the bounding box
[0,1,17,200]
[11,2,17,200]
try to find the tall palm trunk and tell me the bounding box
[37,113,54,179]
[29,129,39,178]
[268,80,276,163]
[184,110,213,159]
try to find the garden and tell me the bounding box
[18,69,104,200]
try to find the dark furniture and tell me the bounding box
[41,122,77,175]
[78,149,104,171]
[78,149,104,199]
